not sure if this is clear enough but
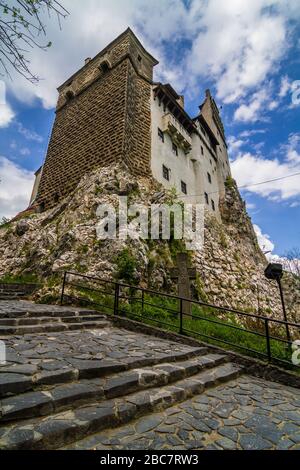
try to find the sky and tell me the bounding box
[0,0,299,258]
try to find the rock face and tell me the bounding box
[0,164,298,325]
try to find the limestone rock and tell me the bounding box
[15,220,30,237]
[0,164,299,325]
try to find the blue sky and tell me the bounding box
[0,0,300,258]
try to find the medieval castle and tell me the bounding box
[30,28,231,216]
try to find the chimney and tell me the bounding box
[85,57,92,65]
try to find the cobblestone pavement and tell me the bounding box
[68,375,300,450]
[0,320,198,378]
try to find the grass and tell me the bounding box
[62,281,298,372]
[0,273,40,284]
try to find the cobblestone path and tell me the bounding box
[67,375,300,450]
[0,300,299,450]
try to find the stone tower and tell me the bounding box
[34,28,158,210]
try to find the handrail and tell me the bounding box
[60,271,300,368]
[63,271,300,328]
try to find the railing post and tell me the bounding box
[60,272,67,306]
[265,318,271,363]
[179,298,183,335]
[142,289,144,314]
[114,283,120,316]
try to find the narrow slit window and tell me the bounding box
[181,181,187,194]
[163,165,170,181]
[172,142,178,156]
[158,128,164,142]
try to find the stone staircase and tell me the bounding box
[0,300,245,450]
[0,302,110,335]
[0,312,110,335]
[0,344,243,450]
[0,283,38,301]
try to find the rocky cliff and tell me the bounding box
[0,164,298,325]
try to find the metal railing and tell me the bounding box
[60,271,300,370]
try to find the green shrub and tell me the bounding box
[115,248,139,285]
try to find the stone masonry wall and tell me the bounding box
[35,60,128,208]
[123,61,152,176]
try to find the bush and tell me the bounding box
[115,248,139,285]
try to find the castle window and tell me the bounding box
[172,143,178,156]
[204,192,209,204]
[65,90,74,101]
[162,165,170,181]
[137,54,142,62]
[211,199,215,211]
[201,146,204,155]
[207,172,212,184]
[158,128,164,142]
[181,181,187,194]
[99,60,110,74]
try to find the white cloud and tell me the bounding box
[240,129,267,138]
[279,75,292,98]
[231,133,300,200]
[16,122,43,143]
[20,148,31,156]
[0,102,15,128]
[234,94,264,122]
[9,141,17,150]
[254,224,275,254]
[228,136,246,154]
[234,86,279,122]
[232,152,300,199]
[4,0,185,108]
[254,224,300,270]
[0,156,34,219]
[2,0,300,109]
[186,0,290,103]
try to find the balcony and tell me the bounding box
[161,113,192,154]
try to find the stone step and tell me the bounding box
[0,294,26,300]
[0,308,104,319]
[0,347,207,398]
[0,319,110,336]
[0,353,228,423]
[0,315,106,326]
[0,362,243,450]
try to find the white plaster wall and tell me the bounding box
[150,92,197,205]
[150,89,223,217]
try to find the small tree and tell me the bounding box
[0,216,11,226]
[284,248,300,278]
[0,0,68,82]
